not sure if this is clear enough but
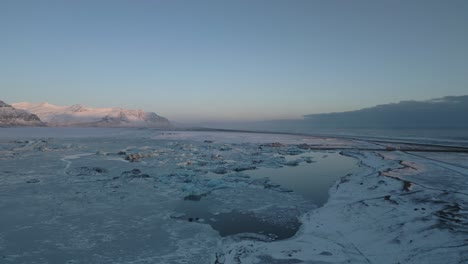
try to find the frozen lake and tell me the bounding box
[1,128,466,263]
[0,128,362,263]
[174,151,358,241]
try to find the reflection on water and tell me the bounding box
[177,151,359,240]
[249,151,359,206]
[175,199,300,241]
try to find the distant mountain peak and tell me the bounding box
[0,100,11,107]
[0,99,45,127]
[38,102,53,107]
[13,101,172,128]
[68,104,87,112]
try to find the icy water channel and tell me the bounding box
[176,151,360,241]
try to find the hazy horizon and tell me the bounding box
[4,94,466,126]
[1,2,468,261]
[2,0,468,123]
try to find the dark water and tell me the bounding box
[299,128,468,139]
[249,152,359,206]
[177,151,359,240]
[175,199,300,241]
[306,128,468,146]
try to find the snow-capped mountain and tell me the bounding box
[0,100,44,127]
[13,102,172,128]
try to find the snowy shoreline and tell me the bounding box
[218,149,468,263]
[0,129,466,263]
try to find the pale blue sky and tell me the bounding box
[1,0,467,122]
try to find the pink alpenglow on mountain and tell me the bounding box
[0,100,44,127]
[13,102,171,128]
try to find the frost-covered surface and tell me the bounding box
[151,131,378,150]
[219,151,468,264]
[13,102,171,128]
[0,129,467,263]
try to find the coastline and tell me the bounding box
[219,149,468,263]
[0,129,466,263]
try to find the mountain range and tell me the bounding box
[0,100,44,127]
[2,95,467,130]
[0,100,171,128]
[303,95,468,129]
[198,95,468,132]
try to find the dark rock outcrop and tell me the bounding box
[0,100,44,127]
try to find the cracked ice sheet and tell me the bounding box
[219,150,468,264]
[0,129,358,263]
[1,129,466,264]
[151,131,377,149]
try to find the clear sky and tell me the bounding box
[1,0,467,122]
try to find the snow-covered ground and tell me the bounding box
[0,129,466,263]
